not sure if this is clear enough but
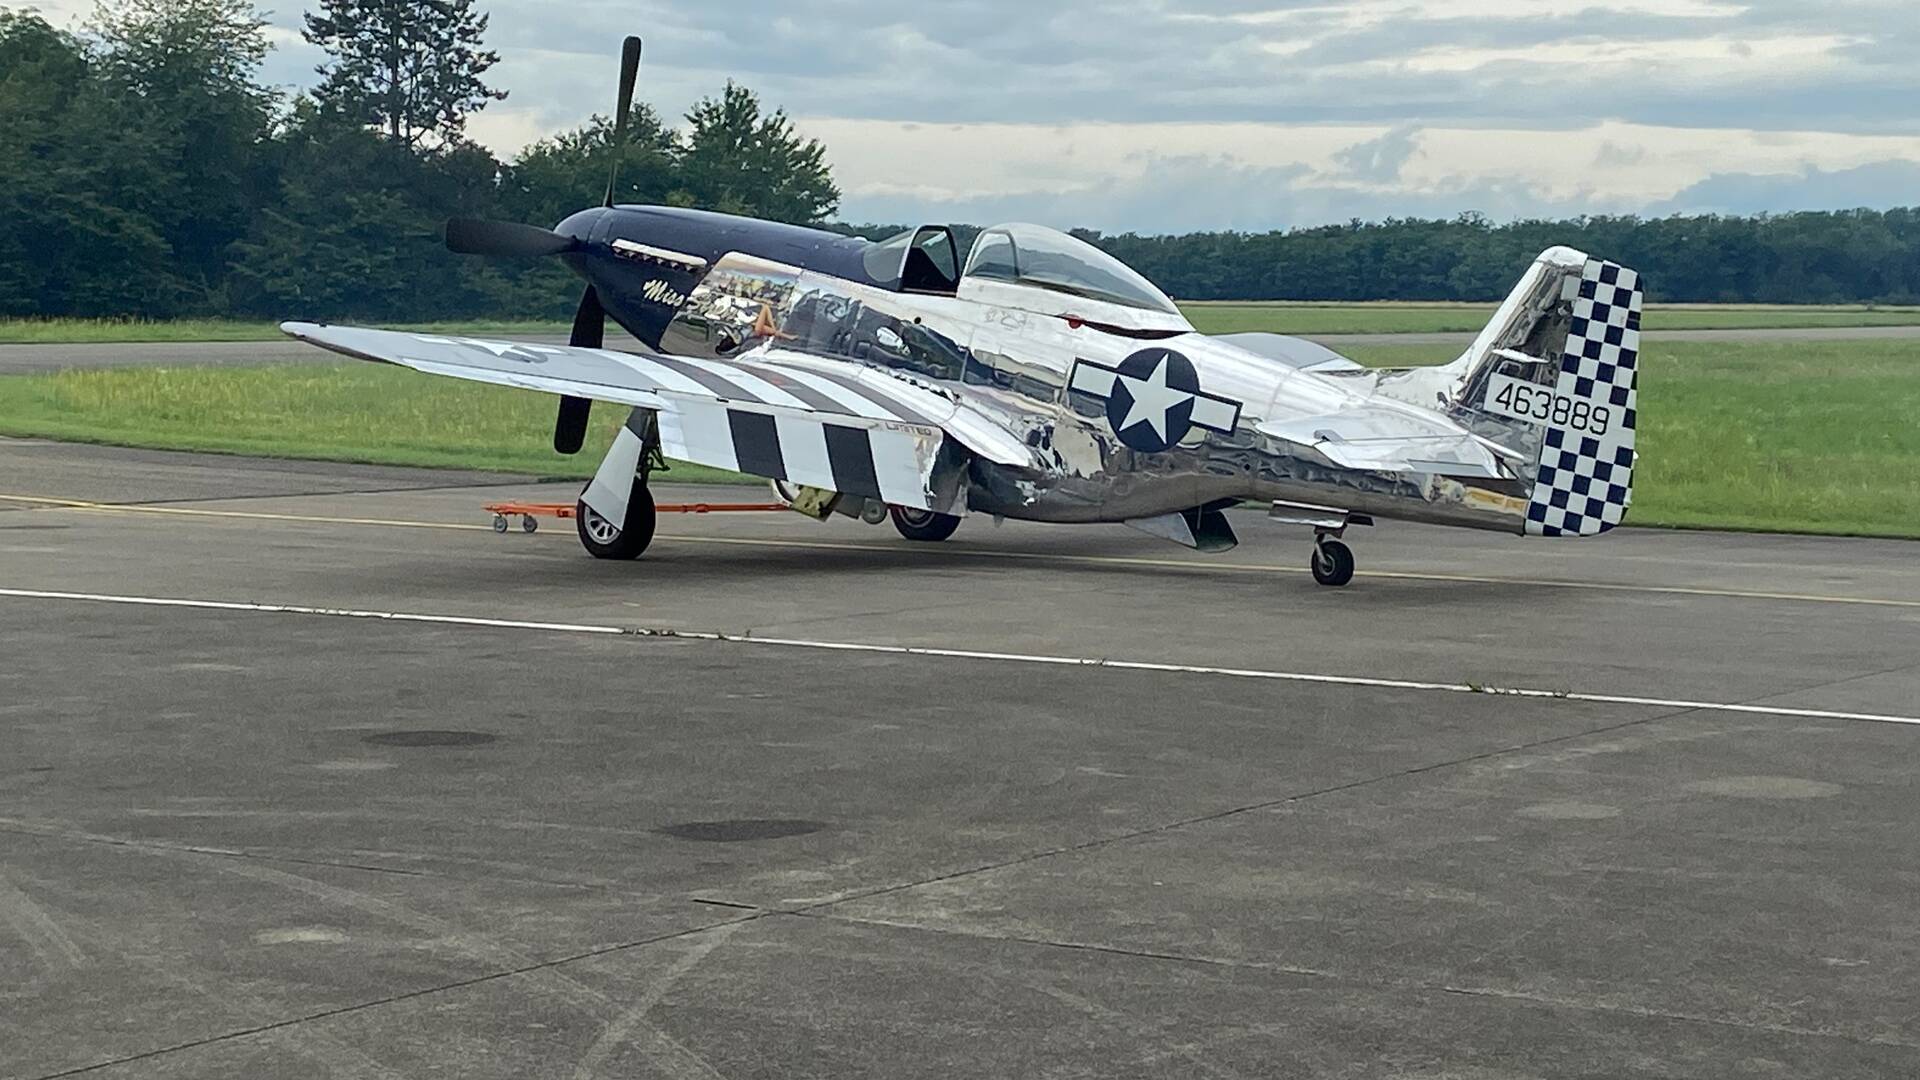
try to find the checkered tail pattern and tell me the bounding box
[1525,259,1643,538]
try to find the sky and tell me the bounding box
[30,0,1920,233]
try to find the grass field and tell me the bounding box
[2,341,1915,538]
[1339,340,1920,538]
[0,363,747,485]
[7,302,1920,344]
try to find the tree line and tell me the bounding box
[0,0,837,322]
[4,0,1918,323]
[1078,211,1920,305]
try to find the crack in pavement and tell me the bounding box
[765,911,1920,1054]
[0,822,430,879]
[0,821,692,902]
[29,910,766,1079]
[780,705,1698,916]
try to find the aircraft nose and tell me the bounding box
[555,206,610,245]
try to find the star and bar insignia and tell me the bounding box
[1068,347,1242,453]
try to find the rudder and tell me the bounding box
[1523,258,1643,537]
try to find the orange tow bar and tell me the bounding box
[484,500,789,534]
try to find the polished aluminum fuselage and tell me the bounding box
[654,252,1534,533]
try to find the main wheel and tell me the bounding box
[576,481,656,560]
[1310,539,1355,587]
[889,505,961,542]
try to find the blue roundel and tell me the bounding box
[1106,347,1200,453]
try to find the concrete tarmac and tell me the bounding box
[2,440,1918,1078]
[5,322,1920,373]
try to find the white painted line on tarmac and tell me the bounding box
[4,586,1916,728]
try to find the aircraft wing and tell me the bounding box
[1257,404,1519,479]
[280,322,1034,511]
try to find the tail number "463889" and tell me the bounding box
[1482,372,1611,436]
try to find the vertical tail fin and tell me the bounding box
[1445,248,1644,537]
[1525,259,1643,536]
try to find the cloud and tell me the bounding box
[28,0,1920,230]
[34,0,1920,134]
[810,115,1920,230]
[474,0,1920,132]
[1652,159,1920,215]
[839,153,1612,234]
[1331,126,1421,183]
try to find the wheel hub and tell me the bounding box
[583,506,621,544]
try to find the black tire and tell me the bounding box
[576,482,655,560]
[1310,539,1355,587]
[889,505,961,542]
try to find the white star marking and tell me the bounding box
[1114,356,1190,441]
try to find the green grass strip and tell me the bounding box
[0,362,750,484]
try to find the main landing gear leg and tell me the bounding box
[1310,532,1356,588]
[577,413,663,560]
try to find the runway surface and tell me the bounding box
[3,439,1918,1078]
[6,322,1920,373]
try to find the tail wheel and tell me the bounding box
[889,505,961,542]
[577,481,655,560]
[1310,539,1355,587]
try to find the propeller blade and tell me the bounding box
[554,395,592,455]
[445,218,578,257]
[603,35,644,208]
[569,284,605,349]
[554,286,604,454]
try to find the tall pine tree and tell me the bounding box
[302,0,504,149]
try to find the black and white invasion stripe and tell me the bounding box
[642,405,936,508]
[605,352,940,427]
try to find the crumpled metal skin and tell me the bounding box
[661,252,1561,534]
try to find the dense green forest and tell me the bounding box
[1087,212,1920,305]
[5,0,1919,323]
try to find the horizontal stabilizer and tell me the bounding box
[1256,406,1512,478]
[1209,332,1363,373]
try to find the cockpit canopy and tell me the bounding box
[961,223,1180,316]
[861,225,962,295]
